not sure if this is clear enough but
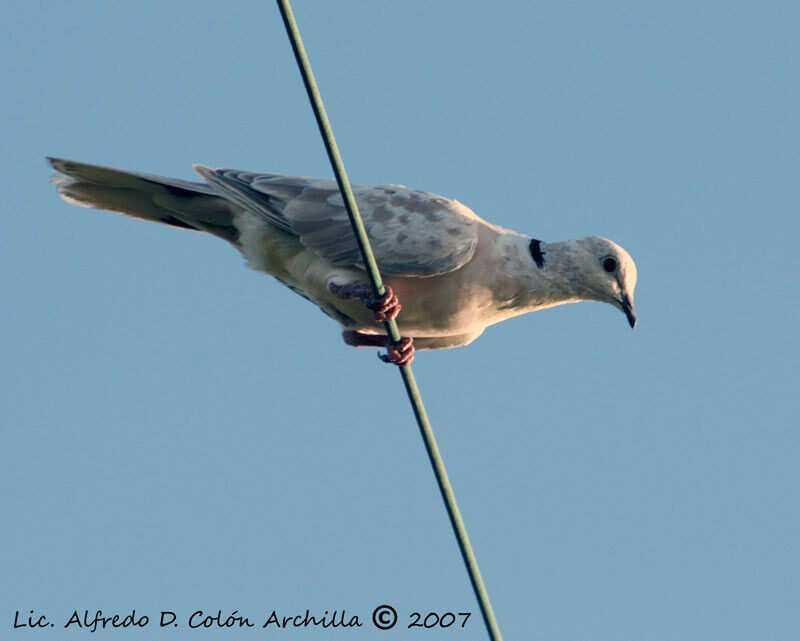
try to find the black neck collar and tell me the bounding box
[529,238,545,268]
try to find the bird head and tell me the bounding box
[562,237,638,328]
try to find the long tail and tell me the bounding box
[48,157,238,242]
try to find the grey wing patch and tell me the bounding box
[352,186,479,275]
[268,178,360,266]
[194,166,295,234]
[206,170,480,276]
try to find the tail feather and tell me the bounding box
[48,157,239,242]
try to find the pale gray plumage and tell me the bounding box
[48,157,638,353]
[195,166,480,276]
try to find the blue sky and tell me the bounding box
[2,1,798,639]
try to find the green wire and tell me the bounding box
[275,3,503,640]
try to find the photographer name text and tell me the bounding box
[12,607,471,633]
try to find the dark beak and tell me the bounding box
[620,292,637,328]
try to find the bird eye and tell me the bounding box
[602,257,618,273]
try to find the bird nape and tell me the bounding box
[48,157,637,365]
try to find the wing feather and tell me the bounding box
[198,168,479,276]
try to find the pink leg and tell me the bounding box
[342,330,415,366]
[328,283,402,322]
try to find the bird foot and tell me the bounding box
[328,283,402,322]
[378,336,414,366]
[342,331,415,367]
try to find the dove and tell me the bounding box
[48,157,637,365]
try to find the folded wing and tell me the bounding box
[196,167,480,276]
